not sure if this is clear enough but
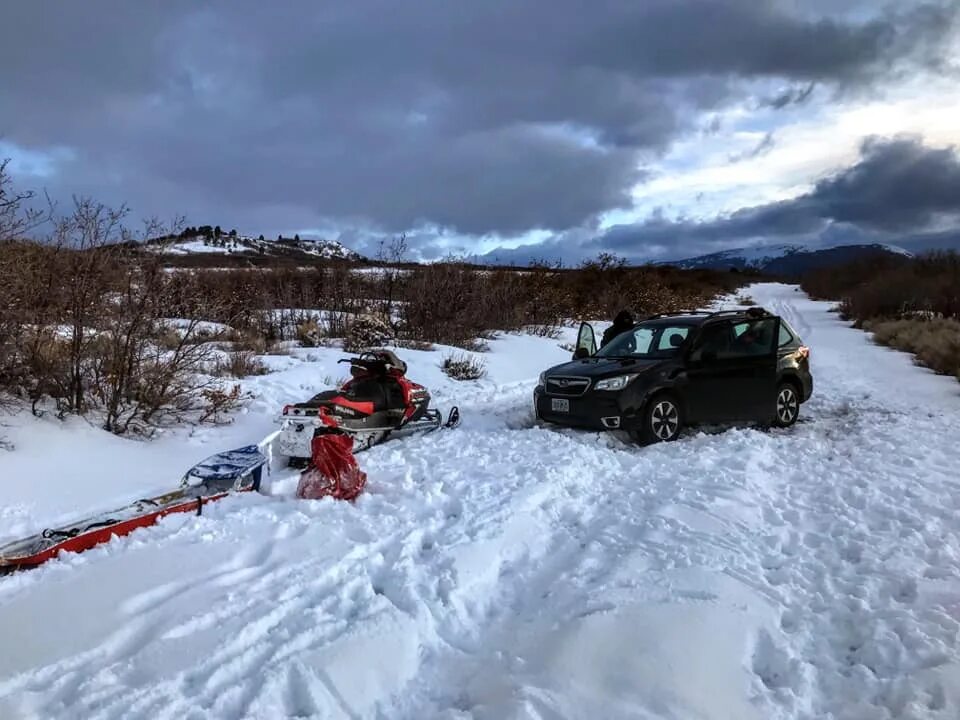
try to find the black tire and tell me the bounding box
[773,382,800,428]
[633,394,683,445]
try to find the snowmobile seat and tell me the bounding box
[344,378,390,411]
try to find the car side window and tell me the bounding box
[727,319,777,358]
[778,322,795,347]
[690,322,732,362]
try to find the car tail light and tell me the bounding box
[798,346,810,359]
[282,404,292,415]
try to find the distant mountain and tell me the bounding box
[664,243,912,275]
[144,232,364,263]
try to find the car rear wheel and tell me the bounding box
[634,394,682,445]
[773,382,800,427]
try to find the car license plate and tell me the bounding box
[551,398,570,413]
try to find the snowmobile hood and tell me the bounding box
[544,356,666,379]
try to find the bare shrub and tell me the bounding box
[737,295,757,306]
[395,338,434,352]
[198,384,247,424]
[525,323,563,339]
[155,327,185,351]
[803,252,959,322]
[228,331,269,354]
[865,318,960,377]
[214,351,270,378]
[344,314,393,352]
[296,318,323,347]
[461,337,490,353]
[266,342,293,356]
[442,352,487,381]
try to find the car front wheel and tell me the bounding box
[773,383,800,427]
[634,395,682,445]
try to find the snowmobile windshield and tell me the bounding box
[595,323,691,359]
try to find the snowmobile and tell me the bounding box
[276,349,460,467]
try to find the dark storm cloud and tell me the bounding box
[812,137,960,231]
[763,83,817,110]
[1,0,957,238]
[550,137,960,263]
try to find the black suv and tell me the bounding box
[534,307,812,444]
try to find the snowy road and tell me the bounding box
[3,283,960,719]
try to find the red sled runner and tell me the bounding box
[0,446,268,573]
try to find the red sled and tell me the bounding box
[0,445,268,573]
[296,430,367,501]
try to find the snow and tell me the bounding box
[3,284,960,719]
[149,235,362,261]
[726,243,801,263]
[672,242,915,269]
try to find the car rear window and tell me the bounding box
[778,320,799,347]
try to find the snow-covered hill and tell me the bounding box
[668,242,912,275]
[2,284,960,719]
[147,233,364,261]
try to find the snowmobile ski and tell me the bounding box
[0,445,268,574]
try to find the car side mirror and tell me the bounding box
[573,346,590,360]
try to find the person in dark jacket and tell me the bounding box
[601,309,635,348]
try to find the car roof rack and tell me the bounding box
[704,306,771,319]
[644,310,713,320]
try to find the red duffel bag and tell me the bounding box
[296,432,368,501]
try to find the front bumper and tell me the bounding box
[533,386,638,431]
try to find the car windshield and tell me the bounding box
[596,324,691,358]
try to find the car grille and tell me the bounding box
[545,376,591,396]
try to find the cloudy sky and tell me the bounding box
[2,1,959,263]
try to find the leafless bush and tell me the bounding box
[225,330,268,354]
[344,314,393,352]
[266,342,293,356]
[865,318,960,378]
[395,338,434,352]
[461,337,490,353]
[198,384,247,424]
[214,351,270,378]
[803,252,959,321]
[296,318,323,347]
[442,352,487,381]
[525,323,563,339]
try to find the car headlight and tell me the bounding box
[538,371,546,386]
[593,374,638,391]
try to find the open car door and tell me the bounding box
[574,322,596,359]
